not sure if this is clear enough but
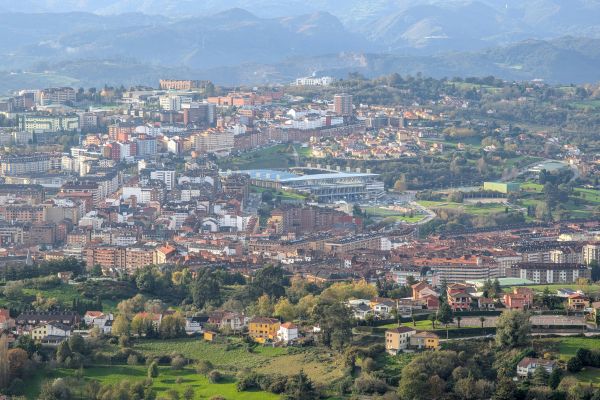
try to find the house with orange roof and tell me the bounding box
[277,322,299,343]
[567,293,588,311]
[502,287,534,310]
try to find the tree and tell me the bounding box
[437,303,453,325]
[249,265,287,300]
[429,313,437,329]
[159,313,186,339]
[0,335,9,389]
[112,314,131,337]
[567,356,583,373]
[253,294,275,317]
[492,377,517,400]
[398,351,459,400]
[495,310,531,349]
[183,386,195,400]
[7,348,28,380]
[131,314,154,337]
[191,269,221,309]
[313,301,353,351]
[56,340,72,363]
[548,368,563,389]
[480,316,486,328]
[195,360,213,375]
[492,278,502,298]
[148,361,159,378]
[68,333,85,354]
[284,370,318,400]
[532,365,548,386]
[274,297,296,321]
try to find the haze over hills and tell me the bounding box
[1,1,600,90]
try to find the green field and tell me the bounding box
[250,185,307,201]
[133,338,343,386]
[134,338,286,370]
[377,320,479,332]
[363,206,426,223]
[219,144,308,170]
[417,200,509,216]
[512,283,600,296]
[27,365,278,400]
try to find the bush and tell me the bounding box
[127,354,139,366]
[148,361,159,378]
[237,372,260,391]
[195,360,213,375]
[208,370,222,383]
[171,355,186,370]
[352,374,387,395]
[567,356,583,373]
[362,357,377,373]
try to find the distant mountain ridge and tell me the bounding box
[0,4,600,91]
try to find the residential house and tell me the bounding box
[134,312,163,328]
[204,331,217,342]
[503,287,534,310]
[84,311,113,333]
[447,291,473,311]
[248,317,280,343]
[411,281,438,300]
[516,357,557,378]
[185,316,208,334]
[351,303,373,320]
[16,311,80,328]
[385,326,416,355]
[277,322,299,344]
[207,311,248,331]
[371,299,396,317]
[410,331,440,350]
[477,297,496,310]
[567,294,588,311]
[32,322,72,341]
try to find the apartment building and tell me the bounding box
[506,262,591,284]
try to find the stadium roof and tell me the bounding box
[228,169,378,183]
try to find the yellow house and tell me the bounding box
[248,317,280,343]
[204,331,217,342]
[410,331,440,350]
[385,326,416,355]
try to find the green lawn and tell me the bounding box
[363,206,426,223]
[377,320,479,332]
[417,200,509,216]
[22,284,81,305]
[134,338,287,370]
[134,338,343,386]
[251,185,307,201]
[572,368,600,386]
[219,144,308,170]
[541,337,600,361]
[513,283,600,296]
[29,365,279,400]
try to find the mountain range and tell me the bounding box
[1,1,600,90]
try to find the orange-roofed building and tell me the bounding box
[277,322,299,343]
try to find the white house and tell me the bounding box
[277,322,299,343]
[516,357,557,378]
[84,311,114,334]
[32,322,72,341]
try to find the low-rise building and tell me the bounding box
[248,317,280,343]
[385,326,416,355]
[409,331,440,350]
[516,357,557,378]
[277,322,299,344]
